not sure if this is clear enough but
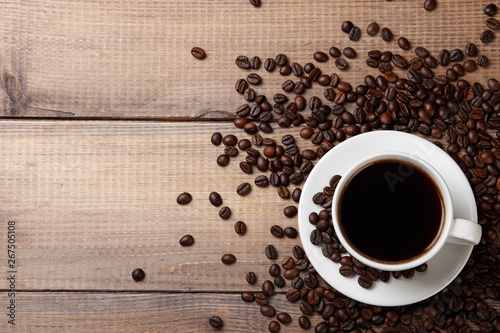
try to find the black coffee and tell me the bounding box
[339,159,444,263]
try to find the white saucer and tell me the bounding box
[298,131,478,307]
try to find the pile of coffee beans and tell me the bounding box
[178,4,500,330]
[202,14,500,330]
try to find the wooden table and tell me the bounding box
[0,1,499,331]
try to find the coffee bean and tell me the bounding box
[268,320,280,333]
[241,291,254,302]
[191,47,206,59]
[264,58,276,71]
[255,293,267,305]
[276,312,292,324]
[234,221,247,235]
[414,47,429,58]
[218,206,231,219]
[329,46,341,57]
[284,226,298,238]
[343,47,357,58]
[366,22,379,36]
[300,301,314,315]
[341,21,353,33]
[179,234,194,246]
[221,253,236,265]
[486,17,500,30]
[450,49,464,62]
[131,268,145,281]
[283,205,298,217]
[298,316,311,329]
[358,276,373,288]
[270,225,284,238]
[246,271,257,284]
[480,30,495,43]
[313,51,328,62]
[335,58,349,70]
[209,316,223,329]
[465,43,477,56]
[349,26,361,41]
[211,132,222,146]
[275,53,288,66]
[424,0,437,11]
[274,276,285,288]
[438,49,450,66]
[265,244,278,259]
[398,37,411,50]
[380,27,393,42]
[247,73,262,85]
[236,182,252,196]
[262,280,275,296]
[235,55,251,69]
[478,55,489,67]
[260,304,276,317]
[176,192,192,205]
[208,192,223,207]
[484,3,497,16]
[339,265,353,277]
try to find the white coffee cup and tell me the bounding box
[332,151,482,272]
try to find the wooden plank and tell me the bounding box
[3,292,500,332]
[2,292,303,332]
[0,120,306,291]
[1,0,499,118]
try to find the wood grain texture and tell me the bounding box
[1,0,499,118]
[0,120,306,291]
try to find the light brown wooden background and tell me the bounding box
[0,0,499,332]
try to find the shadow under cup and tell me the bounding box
[335,156,446,270]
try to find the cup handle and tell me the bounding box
[447,218,482,246]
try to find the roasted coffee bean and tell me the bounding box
[274,276,285,288]
[414,47,429,58]
[236,182,251,196]
[131,268,145,281]
[265,244,278,259]
[176,192,192,205]
[218,206,231,219]
[486,17,500,30]
[221,253,236,265]
[438,49,450,66]
[343,47,357,58]
[262,280,275,296]
[284,205,298,217]
[298,316,311,329]
[260,304,276,317]
[314,51,328,62]
[179,234,195,246]
[300,301,314,315]
[478,55,489,67]
[211,132,222,146]
[349,26,361,41]
[254,175,269,187]
[366,22,379,36]
[270,225,284,238]
[335,58,349,70]
[234,221,247,235]
[480,30,495,43]
[255,293,267,305]
[264,58,276,71]
[268,321,280,333]
[424,0,437,11]
[241,291,254,302]
[246,271,257,284]
[341,21,354,33]
[191,47,206,59]
[450,49,464,62]
[235,55,251,69]
[275,53,288,66]
[398,37,411,50]
[284,226,298,238]
[209,316,223,329]
[247,73,262,85]
[380,27,393,41]
[484,3,497,16]
[276,312,292,325]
